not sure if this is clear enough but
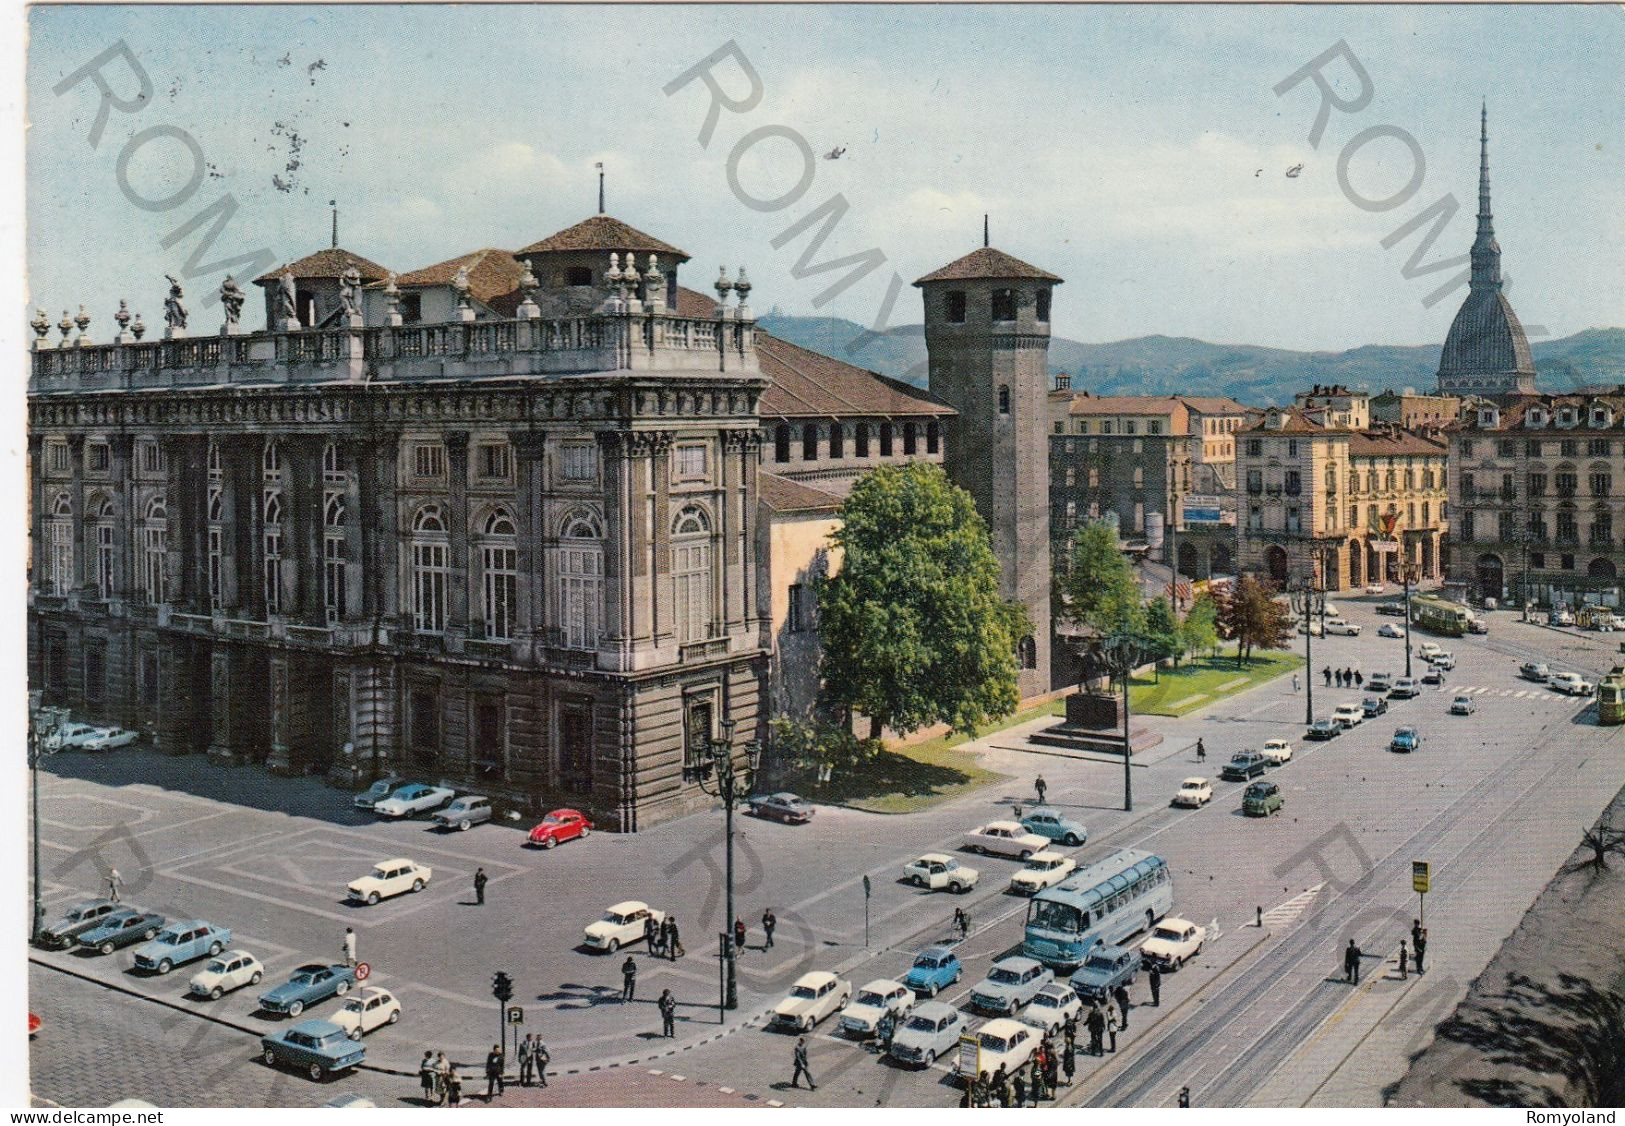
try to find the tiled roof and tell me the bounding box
[255,247,389,284]
[517,214,689,261]
[1239,408,1327,434]
[759,473,844,514]
[1179,396,1251,415]
[914,247,1063,285]
[1457,392,1625,431]
[1066,394,1186,417]
[378,248,529,312]
[1347,428,1448,457]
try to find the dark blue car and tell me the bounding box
[1068,943,1141,1002]
[902,946,962,997]
[78,908,165,956]
[259,963,357,1017]
[261,1019,365,1081]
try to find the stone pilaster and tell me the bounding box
[444,431,471,642]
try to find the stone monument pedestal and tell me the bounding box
[1030,690,1163,755]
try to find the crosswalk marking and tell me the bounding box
[1259,884,1324,932]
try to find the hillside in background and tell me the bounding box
[755,315,1625,404]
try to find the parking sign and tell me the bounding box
[507,1006,524,1025]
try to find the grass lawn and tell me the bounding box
[1127,647,1303,717]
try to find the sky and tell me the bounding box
[24,4,1625,352]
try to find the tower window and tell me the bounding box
[946,291,967,324]
[774,424,791,464]
[991,289,1017,323]
[998,385,1011,415]
[829,424,844,459]
[802,423,819,460]
[566,266,593,286]
[926,420,940,454]
[880,423,894,457]
[1036,289,1051,323]
[903,422,918,456]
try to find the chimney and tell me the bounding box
[1054,371,1071,391]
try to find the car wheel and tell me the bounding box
[309,1063,324,1082]
[580,826,591,838]
[926,981,939,997]
[157,959,172,975]
[209,941,224,957]
[262,1048,277,1067]
[1064,834,1080,846]
[913,875,926,888]
[837,995,849,1011]
[1019,849,1033,861]
[1146,910,1156,931]
[250,970,263,985]
[953,882,970,894]
[925,1050,937,1066]
[412,879,425,893]
[337,979,352,995]
[210,985,223,1000]
[542,836,557,849]
[349,1028,362,1042]
[367,891,380,905]
[802,1017,813,1032]
[142,927,158,941]
[458,819,471,832]
[607,939,620,953]
[289,1001,304,1017]
[388,1009,400,1025]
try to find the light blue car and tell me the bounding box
[131,920,232,974]
[1020,808,1088,847]
[902,946,963,997]
[259,963,358,1017]
[261,1019,366,1081]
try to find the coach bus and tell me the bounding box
[1410,594,1471,637]
[1022,849,1173,969]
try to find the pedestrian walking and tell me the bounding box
[1063,1012,1077,1056]
[621,954,638,1001]
[1043,1045,1059,1097]
[1344,938,1361,984]
[1113,983,1131,1030]
[419,1050,438,1104]
[1148,962,1162,1006]
[434,1051,452,1106]
[473,866,488,906]
[1105,1005,1119,1052]
[1062,1040,1076,1085]
[1087,1004,1105,1055]
[1012,1069,1027,1108]
[1411,918,1423,949]
[734,917,747,953]
[1323,665,1332,686]
[342,926,357,969]
[791,1036,816,1090]
[445,1067,462,1107]
[1034,774,1048,805]
[659,988,677,1037]
[953,906,969,940]
[667,916,683,959]
[1195,737,1206,762]
[533,1040,550,1088]
[878,1010,897,1055]
[1398,940,1409,980]
[1354,668,1364,687]
[1414,928,1427,975]
[645,913,660,955]
[484,1044,505,1101]
[990,1064,1008,1107]
[106,868,122,903]
[1178,1087,1191,1108]
[762,909,777,949]
[1292,673,1300,692]
[517,1034,534,1086]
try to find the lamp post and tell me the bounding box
[1097,631,1149,812]
[1290,576,1322,726]
[1402,551,1420,680]
[28,690,45,945]
[697,715,760,1013]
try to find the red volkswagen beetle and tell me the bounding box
[528,809,593,849]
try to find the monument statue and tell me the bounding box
[339,264,362,317]
[163,274,188,330]
[219,275,245,328]
[278,269,298,324]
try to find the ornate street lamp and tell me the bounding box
[1093,630,1154,812]
[1289,574,1323,725]
[695,715,761,1013]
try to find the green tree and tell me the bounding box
[1143,595,1181,679]
[1218,576,1294,666]
[767,716,880,786]
[817,463,1026,739]
[1180,593,1220,661]
[1058,522,1145,635]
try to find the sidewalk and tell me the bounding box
[463,1068,780,1108]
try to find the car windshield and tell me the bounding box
[914,955,944,969]
[856,991,886,1006]
[1029,900,1082,933]
[981,1035,1010,1052]
[159,932,182,945]
[989,967,1022,984]
[292,971,318,983]
[543,815,565,824]
[1180,783,1201,792]
[342,999,364,1012]
[1026,858,1057,870]
[905,1015,937,1032]
[1032,993,1060,1007]
[1152,927,1181,941]
[604,912,629,925]
[205,959,228,973]
[791,985,818,1000]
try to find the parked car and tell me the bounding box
[1298,619,1324,637]
[902,946,963,998]
[131,921,231,975]
[1220,751,1268,780]
[969,956,1054,1015]
[1331,703,1364,728]
[1389,678,1420,698]
[1260,739,1294,765]
[80,727,141,750]
[352,775,405,811]
[1390,727,1422,753]
[1467,618,1489,634]
[431,796,491,831]
[527,808,593,848]
[1366,673,1393,693]
[1421,667,1444,686]
[1172,777,1212,808]
[1450,695,1477,716]
[1068,943,1140,1002]
[1017,982,1084,1035]
[1140,918,1205,971]
[1361,696,1389,718]
[1242,780,1283,817]
[1520,662,1551,683]
[888,1001,964,1067]
[772,971,851,1031]
[347,859,432,905]
[1305,718,1341,740]
[329,986,402,1039]
[260,964,357,1018]
[838,979,914,1039]
[1427,651,1456,670]
[44,722,104,751]
[1378,623,1408,639]
[962,821,1049,859]
[1020,807,1088,847]
[961,1019,1039,1081]
[1324,618,1362,636]
[1008,852,1076,896]
[1375,602,1406,616]
[1365,583,1387,595]
[39,899,122,948]
[901,854,980,894]
[78,908,165,955]
[582,901,664,952]
[1549,672,1596,696]
[189,951,265,999]
[1417,642,1443,661]
[371,783,455,819]
[260,1019,365,1081]
[747,793,815,824]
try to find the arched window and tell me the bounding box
[773,424,791,464]
[480,508,517,642]
[557,509,604,650]
[95,497,116,600]
[207,441,221,478]
[47,493,73,596]
[671,505,713,643]
[263,491,283,614]
[829,423,844,459]
[903,422,918,456]
[855,422,870,458]
[802,423,819,461]
[926,419,940,454]
[324,492,347,624]
[141,496,168,604]
[207,485,225,612]
[263,440,282,477]
[323,441,343,483]
[411,505,448,634]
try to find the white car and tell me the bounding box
[371,783,456,819]
[962,821,1049,859]
[329,986,402,1040]
[582,901,665,952]
[80,727,141,750]
[1140,918,1206,971]
[1331,703,1364,728]
[773,971,851,1031]
[1417,642,1443,661]
[1551,608,1575,626]
[1549,672,1596,696]
[1378,623,1408,639]
[901,853,980,893]
[1364,583,1386,595]
[1172,777,1212,808]
[1323,618,1362,636]
[188,951,265,1000]
[348,859,432,905]
[45,722,103,751]
[1427,651,1456,670]
[1321,602,1342,618]
[1017,982,1084,1035]
[838,979,914,1038]
[1008,852,1077,895]
[888,1001,964,1067]
[1260,739,1294,765]
[1297,619,1323,636]
[963,1018,1039,1080]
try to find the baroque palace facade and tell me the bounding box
[27,213,959,831]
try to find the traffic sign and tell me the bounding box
[1411,860,1431,894]
[507,1006,524,1025]
[355,962,371,982]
